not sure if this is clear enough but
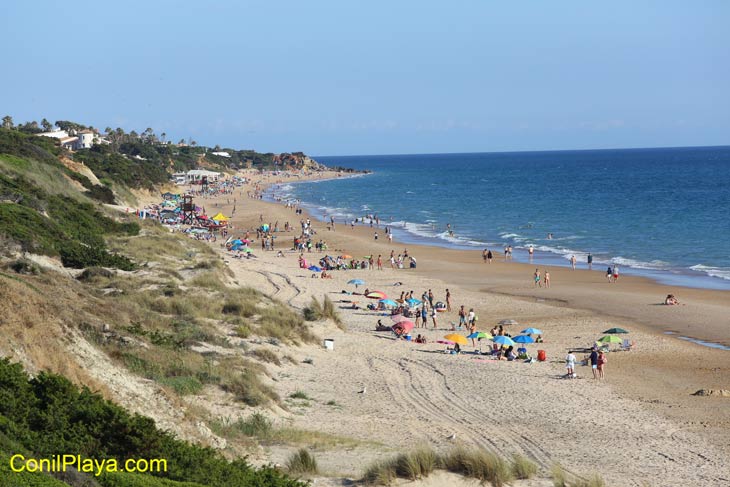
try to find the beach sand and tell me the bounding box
[176,170,730,485]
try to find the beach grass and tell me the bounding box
[210,413,359,449]
[286,449,318,475]
[251,348,281,365]
[363,446,517,486]
[303,295,344,329]
[511,453,538,479]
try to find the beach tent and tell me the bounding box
[211,212,229,222]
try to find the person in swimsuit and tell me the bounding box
[534,269,541,287]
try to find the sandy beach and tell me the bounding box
[180,170,730,485]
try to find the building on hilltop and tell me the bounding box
[38,128,101,150]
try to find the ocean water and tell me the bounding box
[267,147,730,290]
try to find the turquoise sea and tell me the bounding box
[267,147,730,290]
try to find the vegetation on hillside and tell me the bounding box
[0,130,138,270]
[0,358,306,487]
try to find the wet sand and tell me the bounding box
[190,169,730,484]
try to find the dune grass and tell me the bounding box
[303,295,344,329]
[286,449,318,475]
[210,413,359,449]
[512,453,538,479]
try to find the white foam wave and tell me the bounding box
[690,265,730,280]
[609,257,671,271]
[499,233,521,239]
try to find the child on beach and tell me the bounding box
[565,352,576,378]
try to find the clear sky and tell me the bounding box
[3,1,729,155]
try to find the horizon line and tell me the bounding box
[313,143,730,159]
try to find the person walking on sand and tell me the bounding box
[597,351,607,379]
[421,306,428,329]
[427,289,434,308]
[534,269,541,287]
[606,266,613,283]
[570,255,577,270]
[544,270,550,288]
[590,348,599,379]
[612,265,619,282]
[482,248,488,263]
[565,351,577,378]
[377,254,383,270]
[458,305,466,328]
[431,307,438,329]
[445,289,452,311]
[487,249,493,263]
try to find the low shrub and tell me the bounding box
[289,391,310,400]
[9,259,40,275]
[77,266,114,281]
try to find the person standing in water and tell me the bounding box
[587,252,593,270]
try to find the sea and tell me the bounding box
[265,146,730,290]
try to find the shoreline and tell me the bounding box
[261,177,730,348]
[269,176,730,292]
[189,169,730,484]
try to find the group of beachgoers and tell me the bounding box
[564,347,608,380]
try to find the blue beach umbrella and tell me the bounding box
[512,335,535,344]
[379,299,398,307]
[492,336,516,347]
[406,298,422,307]
[348,279,365,288]
[308,265,322,272]
[520,327,543,335]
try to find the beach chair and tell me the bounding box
[621,339,634,351]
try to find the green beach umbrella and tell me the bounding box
[598,335,623,344]
[603,327,629,334]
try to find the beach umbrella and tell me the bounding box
[444,334,468,345]
[406,298,422,307]
[308,265,322,272]
[437,340,455,345]
[520,327,543,335]
[492,336,516,347]
[366,291,387,299]
[467,332,492,340]
[598,335,623,344]
[392,321,414,333]
[390,314,407,323]
[603,327,629,334]
[231,239,243,245]
[512,335,535,344]
[348,279,366,288]
[379,299,398,307]
[498,319,519,326]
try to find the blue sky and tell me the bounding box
[3,1,729,155]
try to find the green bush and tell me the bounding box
[0,358,306,487]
